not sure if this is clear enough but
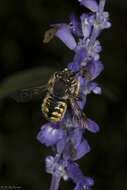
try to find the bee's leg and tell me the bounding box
[75,96,82,102]
[70,99,87,129]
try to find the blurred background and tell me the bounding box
[0,0,127,190]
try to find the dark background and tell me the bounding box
[0,0,127,190]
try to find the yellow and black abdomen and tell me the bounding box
[41,94,67,122]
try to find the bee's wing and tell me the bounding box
[10,84,47,103]
[70,99,87,128]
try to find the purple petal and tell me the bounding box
[87,82,102,95]
[70,14,82,37]
[99,12,112,30]
[57,128,90,160]
[86,119,100,133]
[78,0,98,12]
[92,86,102,94]
[66,161,85,183]
[56,138,67,155]
[68,48,86,72]
[62,112,74,128]
[74,48,86,65]
[45,155,55,173]
[77,96,87,110]
[73,139,91,160]
[80,14,92,39]
[66,161,94,186]
[70,128,83,147]
[74,178,94,190]
[87,60,104,80]
[94,41,102,53]
[37,123,64,146]
[68,62,80,73]
[79,77,92,97]
[55,24,77,50]
[59,128,90,160]
[45,156,68,181]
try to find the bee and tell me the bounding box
[41,68,80,122]
[12,68,87,127]
[11,67,89,160]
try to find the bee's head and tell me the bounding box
[49,68,77,99]
[51,68,72,98]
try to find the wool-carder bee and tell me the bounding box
[41,68,80,122]
[12,68,87,127]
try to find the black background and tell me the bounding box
[0,0,127,190]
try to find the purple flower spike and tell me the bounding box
[55,24,77,50]
[78,0,99,12]
[37,0,111,189]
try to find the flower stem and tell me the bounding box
[50,175,61,190]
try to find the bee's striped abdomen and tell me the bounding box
[41,95,67,122]
[50,101,67,122]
